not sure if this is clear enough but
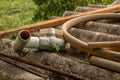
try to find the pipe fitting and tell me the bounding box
[25,37,39,48]
[13,28,67,52]
[12,30,30,52]
[47,28,56,37]
[39,36,65,51]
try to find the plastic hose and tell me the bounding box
[90,56,120,73]
[62,13,120,62]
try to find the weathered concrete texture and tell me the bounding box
[82,21,120,36]
[0,39,45,80]
[62,11,78,17]
[0,60,45,80]
[69,28,120,42]
[0,38,4,51]
[25,51,120,80]
[0,39,120,80]
[88,4,107,8]
[75,7,98,12]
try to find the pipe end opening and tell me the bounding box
[20,30,30,40]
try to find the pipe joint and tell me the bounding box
[39,37,65,51]
[12,30,31,52]
[13,28,68,52]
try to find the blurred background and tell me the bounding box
[0,0,114,30]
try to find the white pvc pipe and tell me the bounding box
[13,29,66,52]
[48,28,56,37]
[25,37,39,48]
[12,30,31,52]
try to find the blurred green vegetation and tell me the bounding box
[0,0,113,30]
[33,0,113,21]
[0,0,37,30]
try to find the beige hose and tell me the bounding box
[88,41,120,48]
[90,56,120,73]
[62,13,120,62]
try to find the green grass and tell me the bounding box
[0,0,37,30]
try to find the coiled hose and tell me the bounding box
[62,13,120,62]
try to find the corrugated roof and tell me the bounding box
[0,1,120,80]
